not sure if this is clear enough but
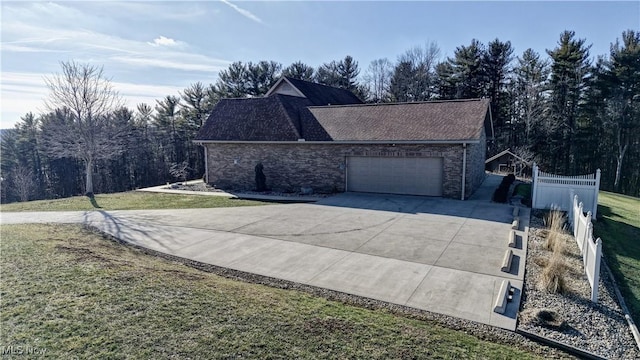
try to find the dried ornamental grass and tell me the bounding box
[544,209,566,233]
[538,253,567,294]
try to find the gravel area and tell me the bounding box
[518,210,640,359]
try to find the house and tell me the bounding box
[485,149,533,177]
[195,77,493,199]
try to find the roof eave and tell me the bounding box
[193,139,481,145]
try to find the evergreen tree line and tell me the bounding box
[1,30,638,203]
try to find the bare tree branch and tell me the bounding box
[41,61,126,195]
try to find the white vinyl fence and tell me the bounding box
[568,193,603,303]
[531,163,601,218]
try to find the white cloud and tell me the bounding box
[0,72,48,128]
[81,1,211,21]
[2,21,229,73]
[110,56,228,73]
[0,2,231,128]
[220,0,263,24]
[0,44,68,53]
[0,72,188,128]
[1,3,230,73]
[148,36,181,47]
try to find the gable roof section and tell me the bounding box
[308,99,491,142]
[195,95,302,141]
[485,149,533,165]
[267,76,363,106]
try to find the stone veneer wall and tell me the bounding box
[465,129,487,198]
[204,143,471,198]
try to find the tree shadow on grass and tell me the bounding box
[594,203,640,324]
[88,195,102,209]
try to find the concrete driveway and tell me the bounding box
[3,188,528,330]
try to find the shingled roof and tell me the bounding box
[194,94,333,142]
[308,99,492,142]
[195,95,300,141]
[281,77,363,106]
[195,77,491,143]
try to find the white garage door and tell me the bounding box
[347,157,443,196]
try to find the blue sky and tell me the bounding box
[1,1,638,129]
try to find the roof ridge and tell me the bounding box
[307,98,487,109]
[274,95,302,139]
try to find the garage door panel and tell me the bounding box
[347,157,443,196]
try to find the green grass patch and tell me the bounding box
[0,224,553,359]
[595,191,640,324]
[513,183,532,199]
[0,191,267,212]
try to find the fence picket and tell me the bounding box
[567,192,602,303]
[531,163,600,218]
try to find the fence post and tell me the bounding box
[593,169,601,219]
[572,194,579,237]
[583,212,592,257]
[592,237,602,303]
[532,163,538,209]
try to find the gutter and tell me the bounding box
[204,145,208,184]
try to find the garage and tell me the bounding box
[346,156,444,196]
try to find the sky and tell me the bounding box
[1,0,638,129]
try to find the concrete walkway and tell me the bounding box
[1,175,528,331]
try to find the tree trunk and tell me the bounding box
[614,127,629,191]
[614,145,628,191]
[85,158,94,196]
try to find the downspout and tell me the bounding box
[461,143,467,200]
[203,144,209,184]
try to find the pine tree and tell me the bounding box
[283,61,315,81]
[600,30,640,191]
[449,39,486,99]
[513,49,550,149]
[483,38,514,141]
[389,60,414,102]
[434,61,457,100]
[546,31,592,174]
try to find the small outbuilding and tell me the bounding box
[485,149,533,177]
[195,77,493,199]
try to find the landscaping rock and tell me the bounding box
[518,212,640,359]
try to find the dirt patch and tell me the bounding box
[54,244,124,268]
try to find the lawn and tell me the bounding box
[595,191,640,324]
[0,224,563,359]
[0,191,267,212]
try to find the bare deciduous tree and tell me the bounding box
[169,161,191,184]
[363,58,393,103]
[11,164,35,202]
[42,61,125,196]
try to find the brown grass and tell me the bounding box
[538,252,568,294]
[544,209,566,233]
[542,210,568,253]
